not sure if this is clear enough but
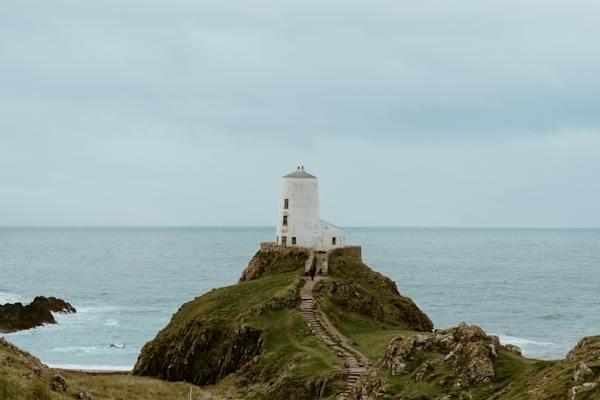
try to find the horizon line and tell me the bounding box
[1,225,599,230]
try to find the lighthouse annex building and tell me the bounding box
[276,167,345,252]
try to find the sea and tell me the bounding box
[1,227,599,370]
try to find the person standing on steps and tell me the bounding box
[309,264,316,281]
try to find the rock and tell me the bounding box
[0,296,76,333]
[379,323,497,388]
[31,296,76,314]
[239,247,310,281]
[133,320,264,385]
[378,336,414,375]
[51,373,68,392]
[451,342,495,387]
[414,361,432,382]
[568,382,597,400]
[504,344,522,355]
[489,344,497,358]
[76,391,94,400]
[346,378,388,400]
[572,361,594,382]
[567,336,600,362]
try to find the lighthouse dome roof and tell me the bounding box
[283,167,316,179]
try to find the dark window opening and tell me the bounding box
[282,236,287,246]
[332,237,336,245]
[292,237,297,244]
[283,215,288,226]
[284,199,289,209]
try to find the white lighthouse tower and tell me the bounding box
[276,166,345,251]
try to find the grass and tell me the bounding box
[166,271,302,331]
[0,338,209,400]
[203,307,345,399]
[3,248,599,400]
[62,373,207,400]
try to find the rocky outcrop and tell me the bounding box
[567,335,600,363]
[239,247,310,282]
[133,320,264,385]
[379,323,500,387]
[51,373,69,392]
[0,296,76,333]
[346,377,389,400]
[568,382,598,400]
[572,361,594,382]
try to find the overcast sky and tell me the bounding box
[1,1,599,227]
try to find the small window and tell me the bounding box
[282,236,287,246]
[292,237,297,244]
[284,199,289,209]
[332,237,336,245]
[276,236,279,244]
[283,215,288,226]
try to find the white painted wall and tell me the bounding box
[276,167,345,251]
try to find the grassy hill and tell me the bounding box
[133,247,432,399]
[2,246,599,399]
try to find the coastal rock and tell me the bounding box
[378,336,415,375]
[32,296,76,314]
[568,382,598,400]
[76,391,94,400]
[379,323,496,387]
[503,344,522,355]
[567,336,600,362]
[572,361,594,382]
[239,247,310,282]
[414,361,433,382]
[133,320,263,385]
[51,373,68,392]
[346,377,389,400]
[0,296,76,333]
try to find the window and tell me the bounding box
[283,215,288,226]
[282,236,287,246]
[332,237,336,245]
[292,237,296,244]
[284,199,289,209]
[276,236,279,244]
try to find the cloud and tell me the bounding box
[2,0,600,143]
[1,1,599,226]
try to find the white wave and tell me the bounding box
[50,345,121,355]
[496,334,555,347]
[46,363,132,371]
[104,319,119,326]
[76,306,121,314]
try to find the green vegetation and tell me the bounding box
[134,249,347,399]
[3,247,600,399]
[0,338,208,400]
[315,250,432,361]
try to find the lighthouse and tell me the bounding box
[276,166,345,251]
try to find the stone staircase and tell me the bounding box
[299,277,367,399]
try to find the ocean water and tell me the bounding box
[1,227,599,369]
